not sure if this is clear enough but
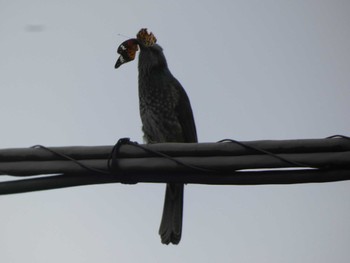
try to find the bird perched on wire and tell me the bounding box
[115,28,197,245]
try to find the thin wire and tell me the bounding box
[117,140,219,173]
[107,138,130,171]
[217,138,321,169]
[31,145,111,175]
[326,135,350,140]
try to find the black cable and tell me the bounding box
[28,134,350,178]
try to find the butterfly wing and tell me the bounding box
[115,39,139,68]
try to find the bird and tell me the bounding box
[115,29,197,245]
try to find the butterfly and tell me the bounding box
[115,28,157,69]
[114,39,139,68]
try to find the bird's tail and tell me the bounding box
[159,183,184,245]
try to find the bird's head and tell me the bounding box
[136,28,157,48]
[115,28,158,69]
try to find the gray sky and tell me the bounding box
[1,0,350,262]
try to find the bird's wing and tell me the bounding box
[171,79,198,143]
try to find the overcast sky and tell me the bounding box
[1,0,350,262]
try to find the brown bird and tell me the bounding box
[115,29,197,244]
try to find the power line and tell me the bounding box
[0,136,349,195]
